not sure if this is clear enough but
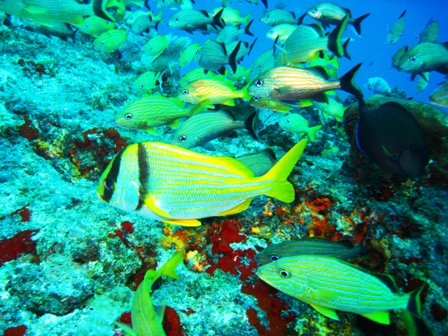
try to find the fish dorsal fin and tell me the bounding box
[361,311,390,324]
[307,23,325,37]
[372,273,399,292]
[310,304,339,320]
[307,66,331,80]
[199,9,209,18]
[336,239,355,249]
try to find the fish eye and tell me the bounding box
[270,255,279,261]
[139,84,144,88]
[175,18,179,22]
[100,41,104,45]
[279,269,291,278]
[253,96,260,102]
[409,56,416,62]
[104,179,114,191]
[182,89,189,94]
[84,24,89,28]
[179,135,187,143]
[125,113,133,120]
[257,64,262,70]
[255,79,263,88]
[312,7,318,12]
[265,15,269,19]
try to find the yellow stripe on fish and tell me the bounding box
[97,139,308,226]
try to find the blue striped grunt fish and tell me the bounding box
[255,237,365,265]
[116,251,184,336]
[256,255,423,324]
[97,139,308,226]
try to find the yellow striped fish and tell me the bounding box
[116,252,184,336]
[94,28,127,52]
[386,10,407,45]
[114,95,203,134]
[97,139,308,227]
[79,16,115,37]
[179,78,251,106]
[132,71,160,95]
[257,255,423,324]
[248,63,363,103]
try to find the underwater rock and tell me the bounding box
[344,94,448,183]
[364,77,391,95]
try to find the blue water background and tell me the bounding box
[156,0,448,112]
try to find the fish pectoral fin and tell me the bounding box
[144,127,158,135]
[143,196,172,218]
[381,144,398,161]
[114,321,136,336]
[161,219,202,227]
[169,119,180,129]
[361,311,391,324]
[310,304,339,320]
[217,198,253,216]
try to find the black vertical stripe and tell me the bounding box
[136,144,149,210]
[102,150,123,202]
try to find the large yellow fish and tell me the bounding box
[257,255,423,324]
[97,139,308,226]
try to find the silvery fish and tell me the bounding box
[260,9,297,26]
[195,39,241,73]
[97,139,308,227]
[386,10,406,45]
[265,24,297,43]
[256,255,423,324]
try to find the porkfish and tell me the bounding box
[97,139,308,227]
[116,251,184,336]
[257,255,423,324]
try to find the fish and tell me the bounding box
[302,2,370,35]
[313,98,345,122]
[236,149,276,176]
[116,251,184,336]
[386,10,406,45]
[250,96,294,113]
[179,43,201,68]
[397,42,448,80]
[97,139,308,227]
[256,236,366,265]
[265,24,297,43]
[391,45,408,71]
[210,6,250,26]
[128,10,163,34]
[279,113,323,142]
[22,20,76,40]
[248,63,363,104]
[419,18,439,43]
[114,95,204,134]
[132,71,160,95]
[178,68,223,87]
[93,28,127,52]
[156,0,194,9]
[251,47,277,75]
[179,78,251,106]
[225,65,251,82]
[79,15,115,37]
[256,255,423,324]
[214,21,254,44]
[356,98,429,178]
[170,110,257,149]
[195,39,241,73]
[168,9,224,33]
[260,9,297,26]
[142,34,170,56]
[280,15,350,65]
[429,81,448,108]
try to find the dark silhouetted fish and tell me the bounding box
[356,98,429,178]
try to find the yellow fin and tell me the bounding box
[158,251,185,279]
[144,196,172,218]
[361,311,390,324]
[145,127,158,135]
[299,100,313,108]
[169,119,180,129]
[221,99,236,106]
[161,219,201,227]
[307,125,323,142]
[263,139,308,203]
[217,198,253,216]
[310,304,339,320]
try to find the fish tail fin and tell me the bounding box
[307,125,323,142]
[407,284,425,318]
[262,139,308,203]
[229,41,242,74]
[243,13,251,25]
[241,81,253,101]
[154,10,163,22]
[400,309,436,336]
[212,8,225,29]
[339,63,363,97]
[328,14,350,57]
[159,251,185,280]
[244,111,258,140]
[353,13,370,35]
[342,38,351,60]
[245,19,254,36]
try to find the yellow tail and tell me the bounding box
[263,139,308,203]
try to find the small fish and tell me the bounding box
[279,113,323,142]
[210,6,250,26]
[179,78,250,106]
[142,35,170,56]
[281,15,350,65]
[179,43,201,68]
[250,96,294,113]
[303,2,370,35]
[419,18,439,43]
[97,139,308,226]
[256,237,365,265]
[168,9,224,33]
[313,98,345,122]
[179,68,222,87]
[251,48,277,75]
[170,110,256,149]
[236,148,276,176]
[114,95,202,134]
[386,10,406,45]
[195,39,240,73]
[356,98,429,178]
[265,24,297,43]
[214,21,254,44]
[93,28,127,52]
[260,9,297,26]
[248,63,363,104]
[129,10,163,34]
[397,42,448,80]
[116,251,184,336]
[429,81,448,108]
[132,71,160,95]
[256,255,423,324]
